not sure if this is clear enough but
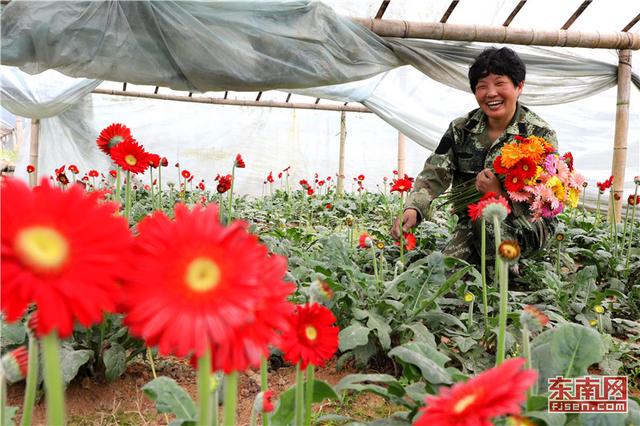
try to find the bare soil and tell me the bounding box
[6,357,392,426]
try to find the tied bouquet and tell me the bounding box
[446,135,585,221]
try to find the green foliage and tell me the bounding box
[142,376,196,424]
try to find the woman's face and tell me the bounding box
[474,73,524,125]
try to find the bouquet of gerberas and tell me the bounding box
[446,135,585,221]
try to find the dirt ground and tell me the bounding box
[6,357,393,426]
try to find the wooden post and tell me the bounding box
[611,49,632,222]
[29,119,40,186]
[397,132,406,178]
[337,111,346,196]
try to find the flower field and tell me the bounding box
[2,129,640,426]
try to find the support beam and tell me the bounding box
[29,118,40,187]
[337,111,347,196]
[561,0,592,30]
[503,1,526,27]
[374,0,391,19]
[440,1,459,23]
[350,18,640,49]
[611,49,632,222]
[93,88,371,113]
[397,132,406,178]
[622,13,640,32]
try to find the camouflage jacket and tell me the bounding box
[405,103,558,221]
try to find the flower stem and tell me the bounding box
[115,167,122,204]
[625,196,638,273]
[493,216,502,287]
[522,322,534,406]
[223,371,238,426]
[399,194,405,265]
[556,241,562,276]
[197,351,211,426]
[149,168,154,209]
[21,335,39,426]
[157,166,163,210]
[610,192,618,262]
[261,357,269,426]
[304,365,315,426]
[41,332,65,426]
[294,363,304,426]
[124,170,132,222]
[227,165,236,225]
[596,191,601,223]
[480,218,489,334]
[370,245,380,291]
[495,258,509,366]
[621,189,633,250]
[467,298,474,331]
[146,347,170,425]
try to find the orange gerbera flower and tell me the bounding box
[122,203,295,372]
[499,142,527,169]
[1,178,132,338]
[96,123,132,155]
[279,303,339,369]
[109,138,152,174]
[415,358,537,426]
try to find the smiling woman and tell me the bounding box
[394,47,559,268]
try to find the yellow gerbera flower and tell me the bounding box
[567,188,580,208]
[546,176,565,201]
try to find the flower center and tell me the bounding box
[124,154,137,166]
[522,165,529,171]
[453,393,478,413]
[15,226,69,272]
[305,325,318,341]
[185,257,221,292]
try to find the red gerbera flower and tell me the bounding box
[299,179,310,190]
[109,170,117,178]
[109,138,152,174]
[561,152,574,171]
[468,202,481,221]
[55,165,65,176]
[357,174,365,181]
[121,204,295,372]
[358,232,372,248]
[96,123,132,155]
[148,154,161,168]
[325,203,332,209]
[307,188,314,196]
[267,172,274,183]
[492,156,510,175]
[391,178,413,193]
[318,180,325,186]
[262,390,275,413]
[1,346,29,383]
[217,174,232,194]
[279,303,339,369]
[161,157,168,167]
[597,176,614,192]
[504,171,526,193]
[629,195,640,206]
[415,358,537,426]
[68,165,79,174]
[513,158,536,180]
[235,154,245,168]
[88,169,99,178]
[1,178,132,338]
[394,232,417,250]
[187,175,194,183]
[181,170,191,179]
[198,181,205,191]
[26,165,35,173]
[56,173,69,186]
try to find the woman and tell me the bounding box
[392,47,558,265]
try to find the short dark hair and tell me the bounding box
[468,47,526,93]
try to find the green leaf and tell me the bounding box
[579,412,627,425]
[338,323,370,352]
[414,265,471,313]
[142,376,196,420]
[388,342,452,384]
[527,411,566,426]
[334,373,399,394]
[1,321,26,347]
[367,312,392,350]
[59,344,93,385]
[3,406,17,426]
[103,343,126,381]
[532,323,605,392]
[401,322,436,346]
[626,399,640,425]
[270,380,338,426]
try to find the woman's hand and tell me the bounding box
[475,168,503,195]
[391,209,418,240]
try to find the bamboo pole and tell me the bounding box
[397,132,406,178]
[93,89,371,113]
[337,111,346,196]
[29,119,40,186]
[611,49,632,223]
[15,116,24,156]
[350,18,640,50]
